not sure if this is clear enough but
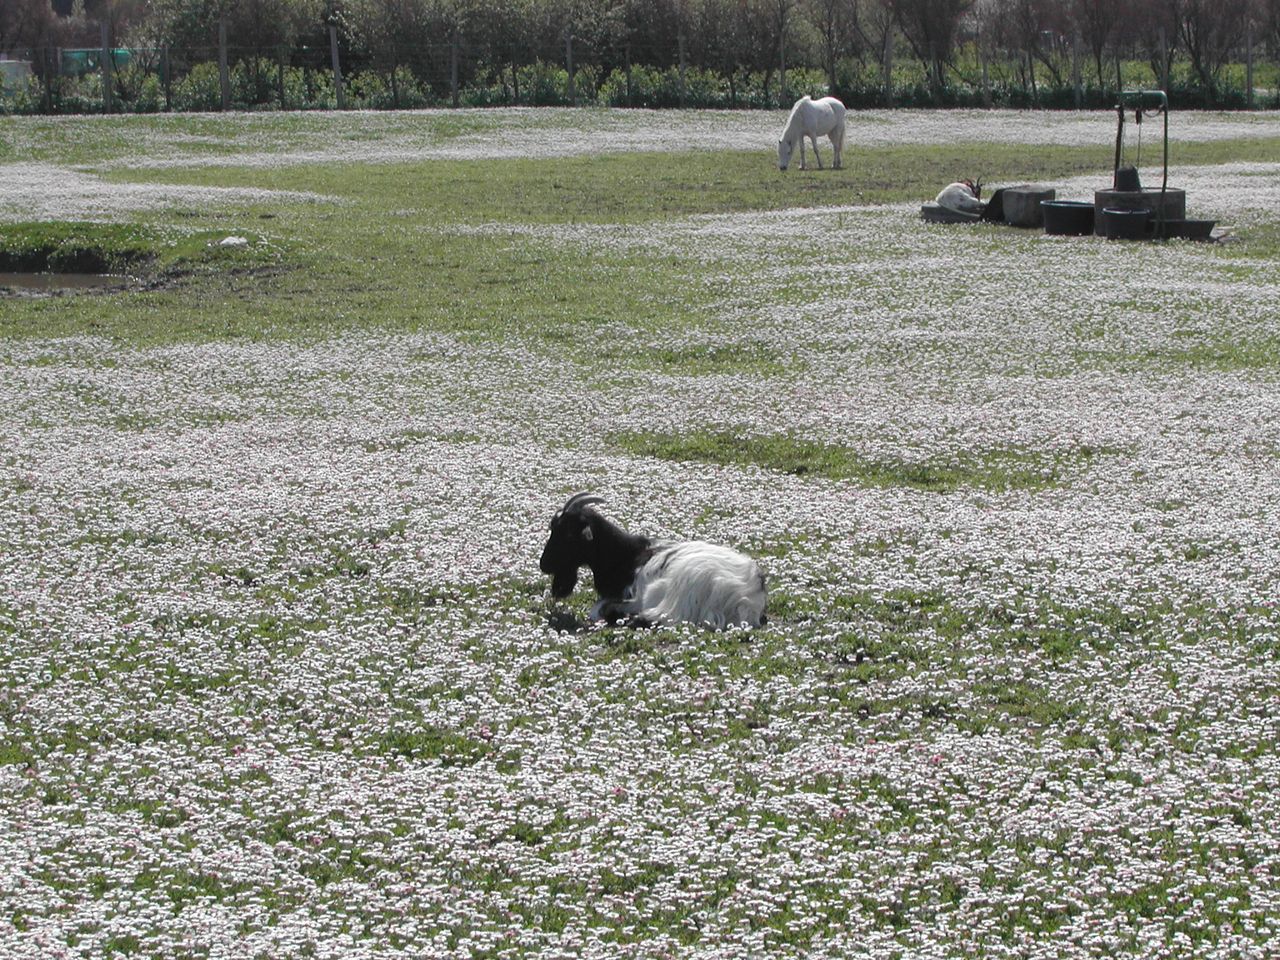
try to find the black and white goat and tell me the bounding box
[539,493,767,629]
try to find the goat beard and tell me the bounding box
[550,568,579,599]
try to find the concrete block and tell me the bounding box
[1000,185,1056,228]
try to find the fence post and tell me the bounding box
[100,20,112,113]
[1157,27,1168,93]
[329,23,345,108]
[1072,33,1082,108]
[565,34,575,106]
[779,37,786,108]
[390,45,400,109]
[978,29,991,108]
[678,33,686,108]
[1245,20,1254,109]
[882,31,893,108]
[43,47,55,113]
[218,15,231,110]
[277,45,285,107]
[162,45,171,111]
[929,39,939,103]
[450,33,459,107]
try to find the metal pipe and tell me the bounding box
[1117,89,1170,235]
[1113,101,1124,188]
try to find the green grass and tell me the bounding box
[0,221,159,272]
[2,126,1277,347]
[108,138,1280,225]
[610,428,1110,492]
[0,220,282,280]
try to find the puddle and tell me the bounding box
[0,271,127,292]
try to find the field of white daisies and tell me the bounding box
[2,108,1279,959]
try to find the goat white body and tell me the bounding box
[589,541,767,629]
[935,181,983,214]
[777,96,846,171]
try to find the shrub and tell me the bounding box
[172,61,222,111]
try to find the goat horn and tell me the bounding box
[562,492,605,513]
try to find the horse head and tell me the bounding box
[777,138,795,171]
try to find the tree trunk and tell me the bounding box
[329,23,345,109]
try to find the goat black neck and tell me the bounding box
[585,514,651,600]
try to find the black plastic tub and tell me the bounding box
[1041,200,1095,236]
[1103,207,1150,240]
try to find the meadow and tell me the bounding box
[1,107,1279,959]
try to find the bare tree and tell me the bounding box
[1000,0,1069,87]
[1169,0,1250,98]
[1,0,58,53]
[1069,0,1131,89]
[886,0,973,98]
[751,0,796,104]
[859,0,896,99]
[1265,0,1280,59]
[691,0,754,105]
[803,0,862,91]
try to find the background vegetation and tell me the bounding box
[1,0,1278,114]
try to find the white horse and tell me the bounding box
[777,95,846,171]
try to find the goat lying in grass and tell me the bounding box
[935,179,984,215]
[539,493,767,629]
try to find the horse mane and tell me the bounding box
[784,96,813,132]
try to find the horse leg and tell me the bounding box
[832,129,844,170]
[809,133,823,170]
[799,137,807,170]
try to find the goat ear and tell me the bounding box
[582,525,594,542]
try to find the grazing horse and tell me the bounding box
[777,95,846,171]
